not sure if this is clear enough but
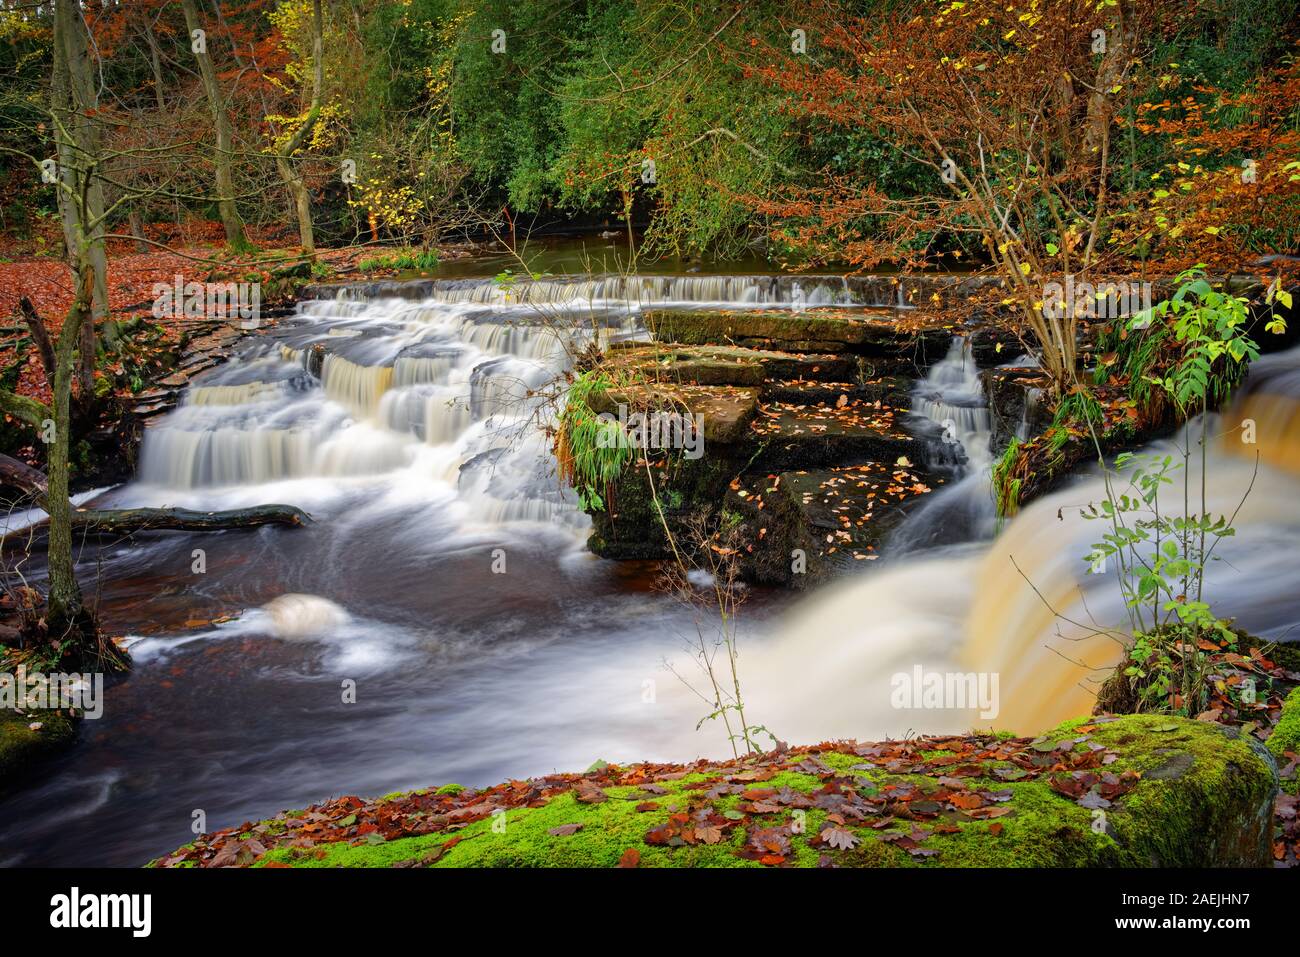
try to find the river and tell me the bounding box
[2,265,1298,867]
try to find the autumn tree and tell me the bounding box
[51,0,110,393]
[750,0,1172,395]
[1117,55,1300,274]
[0,0,312,666]
[267,0,325,256]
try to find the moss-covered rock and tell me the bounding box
[0,709,78,795]
[153,714,1277,869]
[643,308,952,360]
[1268,687,1300,761]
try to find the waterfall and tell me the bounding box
[321,355,394,417]
[186,381,284,406]
[324,273,928,309]
[137,272,924,512]
[887,338,998,553]
[911,337,994,473]
[1017,385,1044,440]
[744,345,1300,739]
[133,287,657,525]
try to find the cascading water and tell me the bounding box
[132,274,916,522]
[0,275,920,867]
[132,295,629,527]
[333,273,910,308]
[739,345,1300,740]
[888,338,998,553]
[10,268,1295,869]
[912,337,994,473]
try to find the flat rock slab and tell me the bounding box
[728,461,943,586]
[749,398,920,471]
[606,342,860,386]
[592,384,761,445]
[644,308,952,357]
[762,376,911,407]
[604,344,765,387]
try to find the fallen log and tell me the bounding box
[68,504,313,534]
[0,454,49,497]
[2,453,311,537]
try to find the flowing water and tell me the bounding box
[3,273,1299,867]
[0,275,892,866]
[747,345,1300,741]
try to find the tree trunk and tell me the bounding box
[53,0,111,377]
[128,209,149,254]
[1083,0,1136,160]
[0,453,311,538]
[275,0,323,259]
[43,280,92,640]
[180,0,251,252]
[142,8,167,113]
[277,155,315,255]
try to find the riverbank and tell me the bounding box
[0,707,76,797]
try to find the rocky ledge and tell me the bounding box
[579,306,1020,586]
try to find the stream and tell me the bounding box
[2,266,1299,867]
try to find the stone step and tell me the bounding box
[726,461,944,587]
[589,382,760,446]
[761,376,912,407]
[643,308,952,359]
[747,398,921,472]
[130,399,173,417]
[605,342,862,387]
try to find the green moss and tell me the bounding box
[921,781,1115,867]
[434,783,464,795]
[0,709,77,793]
[1267,644,1300,673]
[1267,687,1300,760]
[172,714,1277,869]
[1046,714,1277,867]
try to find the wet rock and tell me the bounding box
[644,308,951,359]
[727,462,944,587]
[981,366,1051,452]
[748,399,921,472]
[157,714,1278,869]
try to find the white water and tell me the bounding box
[741,345,1300,738]
[131,296,628,528]
[337,273,916,308]
[912,337,994,472]
[9,274,1300,867]
[887,338,999,553]
[75,285,1300,746]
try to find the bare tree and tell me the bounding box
[51,0,109,394]
[180,0,252,251]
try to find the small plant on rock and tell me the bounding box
[1080,268,1286,716]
